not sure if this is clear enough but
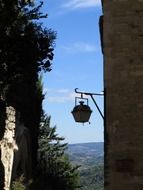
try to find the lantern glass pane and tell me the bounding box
[72,110,92,123]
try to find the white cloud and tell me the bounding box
[61,42,98,54]
[45,88,70,94]
[62,0,101,10]
[57,89,70,93]
[47,91,75,103]
[44,88,93,104]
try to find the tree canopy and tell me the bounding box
[0,0,56,102]
[0,0,56,179]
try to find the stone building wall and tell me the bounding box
[102,1,143,190]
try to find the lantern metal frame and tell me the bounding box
[74,96,89,107]
[74,88,104,120]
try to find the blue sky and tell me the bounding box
[39,0,104,144]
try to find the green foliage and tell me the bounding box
[11,176,26,190]
[80,165,104,190]
[30,114,81,190]
[0,0,56,101]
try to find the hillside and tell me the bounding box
[66,142,104,190]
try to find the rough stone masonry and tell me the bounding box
[102,1,143,190]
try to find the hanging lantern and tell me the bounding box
[71,98,92,123]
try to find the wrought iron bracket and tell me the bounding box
[75,88,104,120]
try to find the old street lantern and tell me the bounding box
[71,88,104,124]
[71,97,92,123]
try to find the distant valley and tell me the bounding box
[66,142,104,190]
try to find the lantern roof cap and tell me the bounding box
[72,101,92,112]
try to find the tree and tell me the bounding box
[0,0,56,185]
[30,114,81,190]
